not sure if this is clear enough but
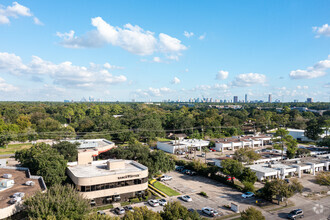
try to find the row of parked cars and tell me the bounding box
[148,198,167,207]
[175,166,197,176]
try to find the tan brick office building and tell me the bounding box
[67,159,148,205]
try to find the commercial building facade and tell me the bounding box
[157,139,210,154]
[66,159,148,205]
[214,135,272,152]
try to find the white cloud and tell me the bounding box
[103,62,124,69]
[185,68,189,72]
[289,56,330,79]
[0,52,127,89]
[0,2,41,25]
[166,54,180,61]
[134,87,173,97]
[153,57,161,63]
[57,17,186,56]
[159,33,187,53]
[323,83,330,88]
[214,83,229,90]
[296,85,308,89]
[232,73,266,87]
[199,33,206,40]
[171,77,181,84]
[216,70,229,80]
[0,77,18,92]
[183,31,194,38]
[313,24,330,38]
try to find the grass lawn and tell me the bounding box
[0,143,33,155]
[153,181,180,196]
[157,137,172,142]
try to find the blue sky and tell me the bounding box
[0,0,329,102]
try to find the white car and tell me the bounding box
[181,195,192,202]
[148,199,159,207]
[242,192,255,198]
[202,207,219,217]
[12,192,25,198]
[158,199,167,206]
[160,175,172,181]
[114,207,125,215]
[9,197,21,204]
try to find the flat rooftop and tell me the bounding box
[213,135,272,143]
[67,159,147,178]
[0,168,42,209]
[65,139,114,149]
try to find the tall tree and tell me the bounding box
[15,143,67,186]
[274,128,289,160]
[53,141,79,162]
[24,184,90,220]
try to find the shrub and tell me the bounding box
[199,191,208,197]
[241,207,265,220]
[129,198,140,203]
[243,181,255,192]
[315,172,330,186]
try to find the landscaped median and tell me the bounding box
[149,180,180,197]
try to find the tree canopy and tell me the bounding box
[241,207,265,220]
[53,141,79,162]
[24,184,90,220]
[15,143,67,186]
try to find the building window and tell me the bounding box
[79,177,147,192]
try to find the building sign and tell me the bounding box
[118,174,140,180]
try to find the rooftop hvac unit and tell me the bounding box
[3,174,12,179]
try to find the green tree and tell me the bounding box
[221,159,244,183]
[285,136,298,159]
[123,206,162,220]
[53,141,79,162]
[241,207,265,220]
[274,128,289,160]
[160,201,200,220]
[24,184,90,220]
[240,167,258,184]
[305,118,324,141]
[261,179,302,203]
[15,143,67,186]
[234,148,261,164]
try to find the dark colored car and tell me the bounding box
[287,209,304,219]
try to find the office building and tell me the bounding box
[233,96,238,103]
[157,139,210,154]
[306,98,313,103]
[67,159,148,205]
[245,94,247,103]
[268,94,272,103]
[213,135,272,152]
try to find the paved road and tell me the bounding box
[264,194,330,220]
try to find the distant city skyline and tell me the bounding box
[0,1,329,102]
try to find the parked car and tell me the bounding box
[160,175,172,181]
[90,199,96,206]
[25,181,35,186]
[97,211,106,215]
[189,171,197,176]
[287,209,304,219]
[124,205,134,212]
[202,207,219,217]
[210,148,216,152]
[9,197,21,204]
[227,176,235,181]
[188,208,195,212]
[201,153,206,157]
[181,195,192,202]
[176,166,185,172]
[242,192,255,198]
[148,199,159,207]
[182,169,190,174]
[12,192,25,198]
[114,207,125,215]
[158,199,167,206]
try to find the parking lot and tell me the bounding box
[162,171,257,217]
